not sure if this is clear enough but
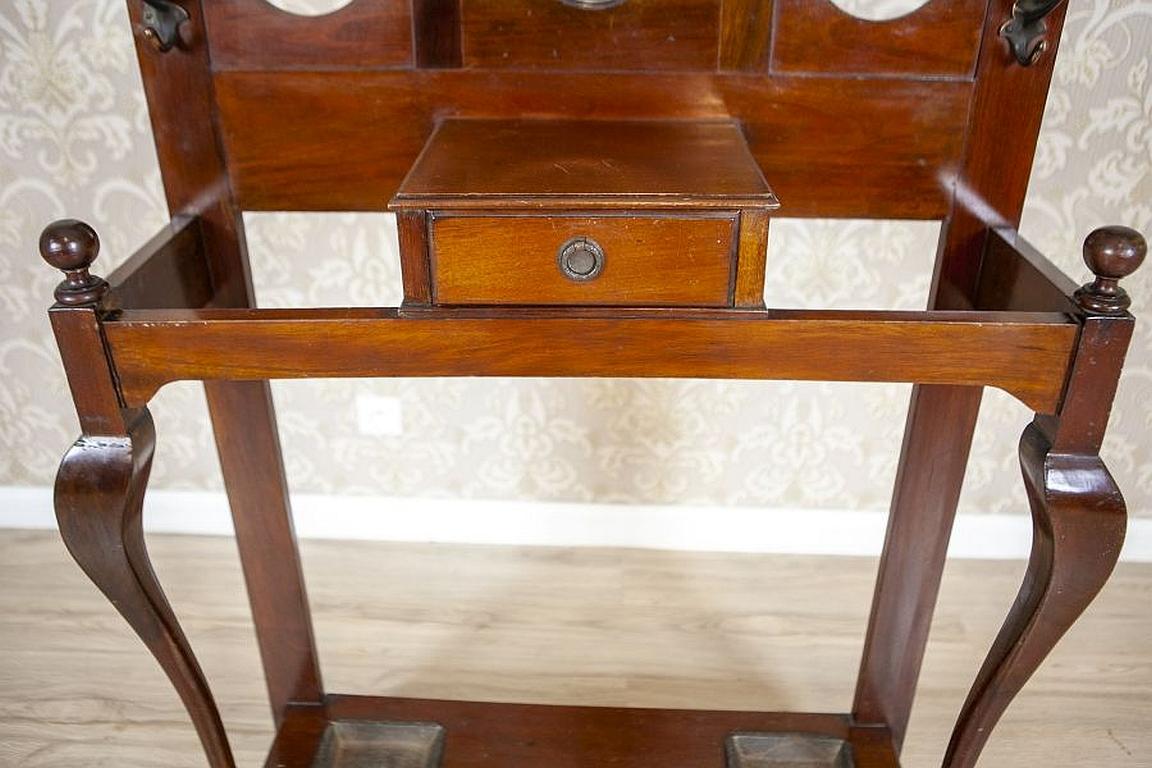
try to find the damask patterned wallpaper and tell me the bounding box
[1,1,1149,518]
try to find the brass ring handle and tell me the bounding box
[557,237,606,282]
[558,0,626,9]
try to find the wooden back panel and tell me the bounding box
[216,70,969,217]
[772,0,986,76]
[202,0,414,70]
[152,0,1046,221]
[460,0,724,70]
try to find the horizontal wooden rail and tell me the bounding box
[975,228,1082,315]
[103,307,1078,412]
[104,216,213,311]
[266,695,900,768]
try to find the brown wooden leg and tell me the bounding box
[942,421,1126,768]
[853,383,983,750]
[205,379,324,724]
[55,410,235,768]
[123,0,324,719]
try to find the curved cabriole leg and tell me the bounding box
[945,225,1145,767]
[55,410,235,768]
[41,220,235,765]
[942,423,1125,768]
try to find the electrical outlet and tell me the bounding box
[356,394,404,436]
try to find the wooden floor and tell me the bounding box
[0,529,1148,768]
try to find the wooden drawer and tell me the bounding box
[391,119,778,308]
[430,214,737,307]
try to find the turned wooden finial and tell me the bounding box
[39,219,109,306]
[1075,226,1147,314]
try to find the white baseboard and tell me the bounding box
[2,485,1149,562]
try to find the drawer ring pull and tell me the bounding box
[559,0,626,9]
[557,237,606,282]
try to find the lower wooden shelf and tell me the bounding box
[265,695,899,768]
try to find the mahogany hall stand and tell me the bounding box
[37,1,1148,766]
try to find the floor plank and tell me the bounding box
[0,530,1147,767]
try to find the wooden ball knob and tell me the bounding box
[1076,226,1146,314]
[1083,226,1146,280]
[40,219,100,272]
[39,219,108,305]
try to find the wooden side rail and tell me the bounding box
[35,217,1094,417]
[974,228,1082,314]
[88,218,1093,322]
[101,307,1077,413]
[105,216,213,310]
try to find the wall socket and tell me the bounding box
[355,394,404,436]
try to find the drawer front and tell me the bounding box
[431,214,737,307]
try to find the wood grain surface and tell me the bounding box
[101,308,1078,412]
[104,216,212,311]
[201,0,414,71]
[267,698,899,768]
[771,0,986,77]
[851,3,1073,753]
[391,119,777,209]
[430,214,737,306]
[1,531,1147,768]
[127,0,327,729]
[459,0,722,70]
[213,71,969,218]
[718,0,774,71]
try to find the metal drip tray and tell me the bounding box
[310,721,445,768]
[726,733,854,768]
